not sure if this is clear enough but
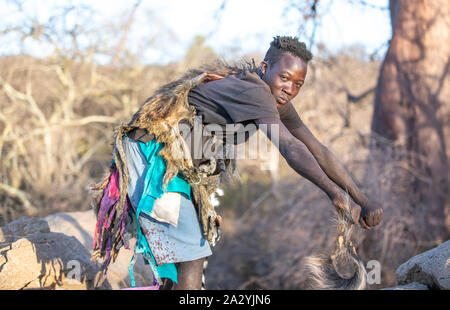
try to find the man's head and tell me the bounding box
[259,36,313,108]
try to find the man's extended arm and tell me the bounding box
[255,117,363,224]
[288,121,382,228]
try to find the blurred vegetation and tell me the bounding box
[1,1,446,290]
[0,0,218,221]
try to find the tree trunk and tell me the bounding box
[371,0,450,237]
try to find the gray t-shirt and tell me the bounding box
[183,70,304,167]
[188,70,303,130]
[128,70,304,168]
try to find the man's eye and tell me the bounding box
[280,76,288,81]
[296,83,303,88]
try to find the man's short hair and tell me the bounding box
[263,36,313,66]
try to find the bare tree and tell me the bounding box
[110,0,142,65]
[0,2,151,223]
[370,0,450,237]
[284,0,450,236]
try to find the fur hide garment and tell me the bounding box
[90,61,249,272]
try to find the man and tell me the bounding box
[187,36,382,231]
[93,36,383,290]
[174,36,382,289]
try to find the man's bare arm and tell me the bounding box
[288,121,382,228]
[255,117,362,224]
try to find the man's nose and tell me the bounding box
[283,84,294,96]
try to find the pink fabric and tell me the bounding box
[92,168,132,267]
[108,169,120,200]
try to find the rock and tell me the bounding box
[382,282,429,290]
[395,240,450,290]
[0,216,50,243]
[44,211,155,289]
[0,217,104,289]
[45,211,96,249]
[0,211,155,290]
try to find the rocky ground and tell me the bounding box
[0,210,448,290]
[0,210,153,289]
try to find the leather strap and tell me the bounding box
[127,128,155,143]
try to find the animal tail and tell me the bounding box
[201,187,223,290]
[304,203,367,290]
[201,258,208,290]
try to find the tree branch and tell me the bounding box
[110,0,142,65]
[0,183,37,216]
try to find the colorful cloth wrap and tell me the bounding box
[92,168,132,271]
[94,136,196,288]
[128,136,193,287]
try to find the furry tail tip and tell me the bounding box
[303,250,367,290]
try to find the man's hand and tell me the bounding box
[289,122,384,230]
[333,194,383,230]
[359,200,383,229]
[331,192,362,225]
[331,191,383,231]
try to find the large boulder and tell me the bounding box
[395,240,450,290]
[0,216,104,289]
[44,210,155,289]
[0,211,154,290]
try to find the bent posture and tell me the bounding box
[92,36,383,290]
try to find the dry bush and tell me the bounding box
[0,43,216,225]
[0,55,124,221]
[0,1,236,227]
[207,140,445,290]
[0,0,219,226]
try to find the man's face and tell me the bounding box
[260,53,307,108]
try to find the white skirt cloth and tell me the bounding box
[122,136,212,265]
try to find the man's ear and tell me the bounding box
[260,61,268,75]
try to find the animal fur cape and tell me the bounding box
[90,61,251,272]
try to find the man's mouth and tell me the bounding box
[278,96,288,104]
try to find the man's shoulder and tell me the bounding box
[193,70,270,99]
[212,70,271,98]
[229,70,267,87]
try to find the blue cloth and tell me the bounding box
[122,135,191,285]
[122,135,211,287]
[136,138,191,217]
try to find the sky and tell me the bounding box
[0,0,391,64]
